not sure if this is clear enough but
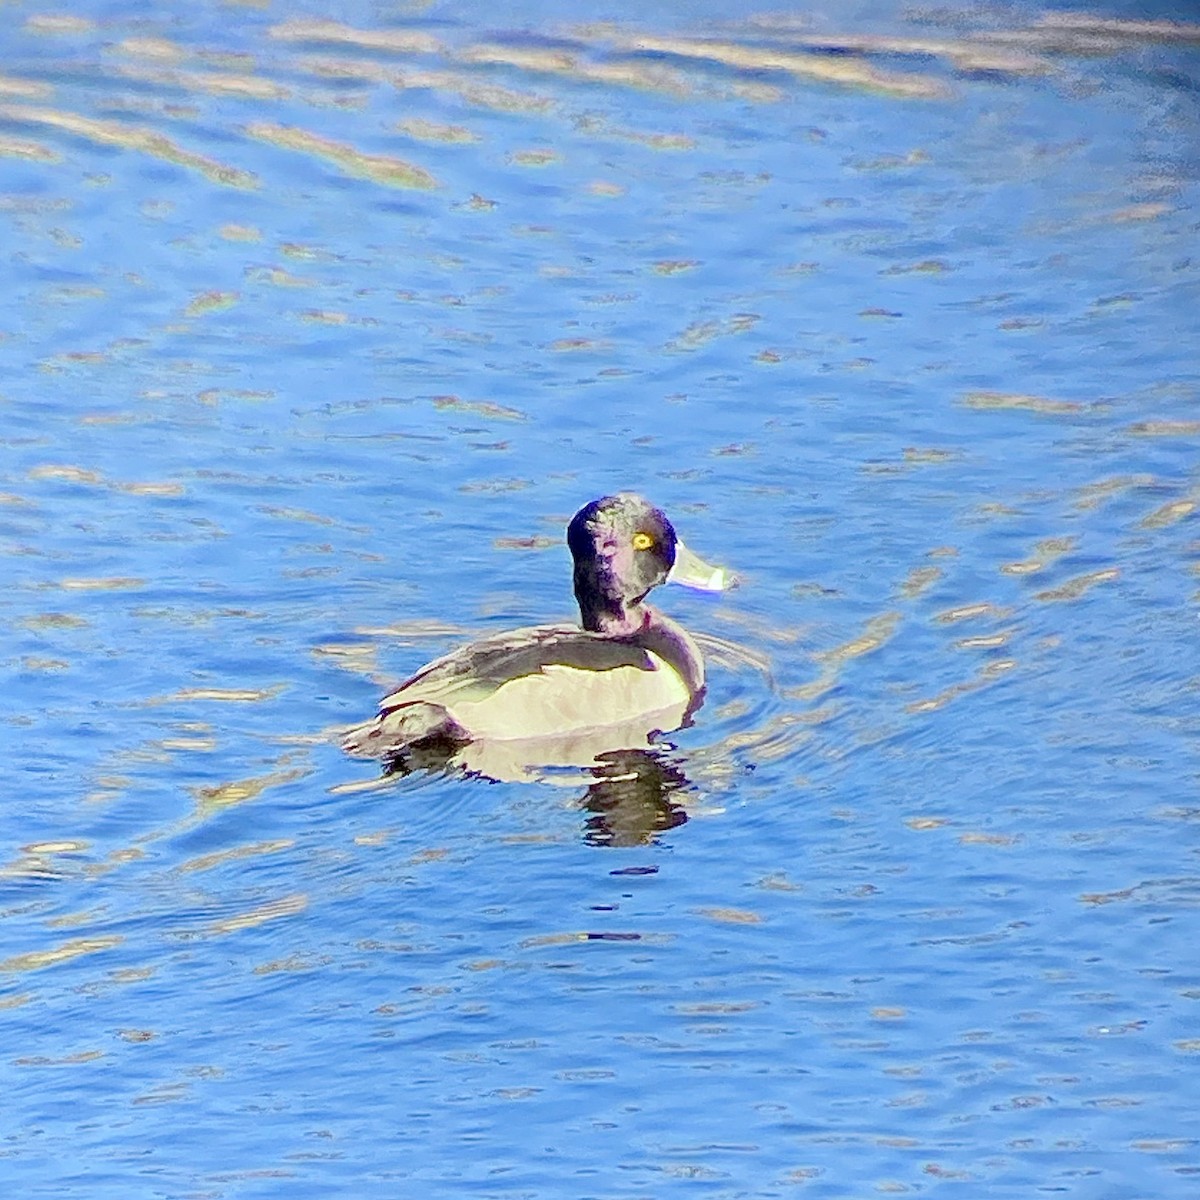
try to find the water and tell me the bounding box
[2,2,1199,1196]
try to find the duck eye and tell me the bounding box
[631,532,654,551]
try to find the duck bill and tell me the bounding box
[667,540,734,592]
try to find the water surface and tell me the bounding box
[2,2,1199,1196]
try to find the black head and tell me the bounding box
[567,494,677,631]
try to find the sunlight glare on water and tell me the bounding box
[1,1,1199,1196]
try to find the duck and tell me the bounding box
[342,493,732,781]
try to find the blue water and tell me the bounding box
[2,2,1199,1196]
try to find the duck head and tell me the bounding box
[567,493,730,635]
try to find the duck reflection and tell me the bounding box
[579,747,691,847]
[374,739,694,848]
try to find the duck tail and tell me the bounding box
[341,701,466,760]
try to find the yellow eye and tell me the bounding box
[632,531,654,551]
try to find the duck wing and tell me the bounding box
[382,623,659,709]
[350,623,683,746]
